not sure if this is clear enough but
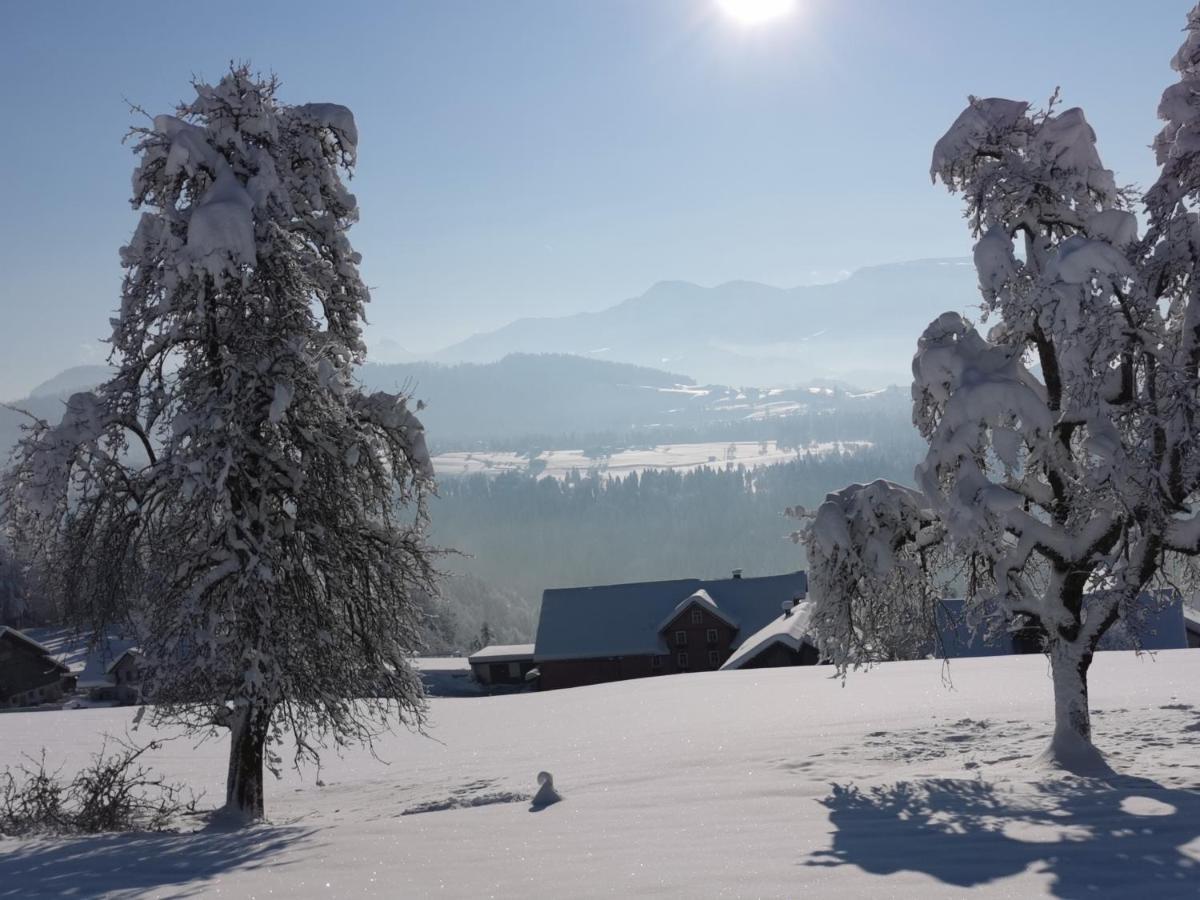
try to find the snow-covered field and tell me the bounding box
[2,651,1198,898]
[434,440,872,480]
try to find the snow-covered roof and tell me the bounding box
[468,644,536,665]
[19,628,141,681]
[655,589,739,633]
[104,648,143,674]
[535,572,808,662]
[0,626,73,673]
[1184,604,1200,631]
[721,601,816,671]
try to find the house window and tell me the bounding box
[650,655,662,671]
[691,609,703,624]
[708,650,720,667]
[508,662,522,678]
[675,630,688,646]
[706,628,718,644]
[677,652,689,669]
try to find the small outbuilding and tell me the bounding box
[468,644,537,686]
[104,648,144,704]
[0,626,74,707]
[721,600,820,670]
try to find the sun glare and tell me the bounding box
[716,0,796,26]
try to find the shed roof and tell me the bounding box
[721,601,816,670]
[534,571,807,662]
[468,644,536,665]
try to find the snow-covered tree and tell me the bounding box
[0,542,33,626]
[1,67,437,820]
[803,8,1200,771]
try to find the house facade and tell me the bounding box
[534,571,808,691]
[0,627,74,707]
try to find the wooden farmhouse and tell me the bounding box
[533,571,809,690]
[0,626,75,707]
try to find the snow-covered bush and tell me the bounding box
[803,6,1200,771]
[1,66,438,820]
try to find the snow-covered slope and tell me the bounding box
[1,652,1198,898]
[433,439,871,480]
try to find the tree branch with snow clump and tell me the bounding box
[802,8,1200,773]
[2,65,440,822]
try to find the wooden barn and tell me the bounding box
[0,626,74,707]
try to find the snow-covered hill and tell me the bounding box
[433,439,872,480]
[1,651,1197,898]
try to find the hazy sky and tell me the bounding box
[0,0,1191,398]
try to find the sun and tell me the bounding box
[716,0,796,26]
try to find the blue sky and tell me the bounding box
[0,0,1192,397]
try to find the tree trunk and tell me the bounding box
[1045,642,1109,774]
[224,704,270,822]
[1049,641,1091,743]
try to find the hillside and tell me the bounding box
[432,259,980,387]
[361,354,913,449]
[1,652,1197,897]
[1,355,915,457]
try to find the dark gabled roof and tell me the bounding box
[534,571,808,662]
[0,627,72,673]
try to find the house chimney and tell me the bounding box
[732,568,743,580]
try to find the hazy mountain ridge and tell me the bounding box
[431,258,979,387]
[359,353,912,449]
[2,354,913,461]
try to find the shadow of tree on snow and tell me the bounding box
[806,774,1200,897]
[0,823,316,898]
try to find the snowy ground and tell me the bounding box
[1,651,1198,898]
[433,440,871,480]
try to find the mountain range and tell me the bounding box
[428,258,980,387]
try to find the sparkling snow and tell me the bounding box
[1,652,1197,898]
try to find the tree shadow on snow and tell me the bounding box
[0,823,316,899]
[806,774,1200,897]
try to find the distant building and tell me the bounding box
[934,592,1192,658]
[0,626,74,707]
[468,644,536,686]
[1187,605,1200,649]
[534,570,808,690]
[103,648,144,705]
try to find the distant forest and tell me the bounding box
[425,435,924,647]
